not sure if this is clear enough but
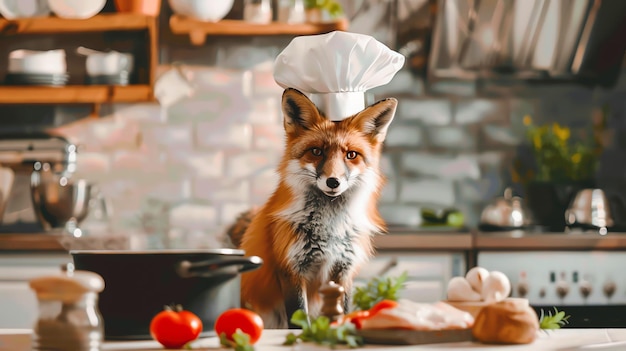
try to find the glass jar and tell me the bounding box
[30,265,105,351]
[277,0,305,24]
[243,0,272,24]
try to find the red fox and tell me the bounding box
[231,88,397,328]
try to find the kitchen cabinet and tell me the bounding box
[168,15,349,46]
[0,13,158,111]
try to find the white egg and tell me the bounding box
[465,266,490,294]
[447,276,482,301]
[481,271,512,303]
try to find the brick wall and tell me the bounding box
[2,1,625,248]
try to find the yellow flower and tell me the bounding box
[523,115,533,126]
[533,134,542,150]
[571,153,582,164]
[552,123,570,142]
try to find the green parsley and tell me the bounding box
[283,309,363,349]
[352,271,408,311]
[220,329,255,351]
[539,307,570,330]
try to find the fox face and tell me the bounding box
[279,88,397,199]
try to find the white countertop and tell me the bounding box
[4,328,626,351]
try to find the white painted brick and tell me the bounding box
[167,96,252,124]
[429,80,477,96]
[197,123,253,150]
[402,153,481,180]
[250,168,280,205]
[221,203,253,226]
[252,67,284,97]
[370,69,423,96]
[54,116,141,152]
[194,178,250,203]
[167,150,224,178]
[253,124,285,150]
[398,99,452,126]
[483,124,520,146]
[111,150,166,175]
[385,124,424,147]
[74,152,111,175]
[455,99,508,125]
[247,97,281,124]
[113,103,164,124]
[225,151,280,178]
[142,123,194,151]
[380,153,396,180]
[399,178,456,207]
[428,126,475,149]
[144,179,193,202]
[379,204,423,227]
[380,179,397,203]
[170,202,217,229]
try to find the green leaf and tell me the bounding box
[539,307,570,330]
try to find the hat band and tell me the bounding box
[308,92,365,121]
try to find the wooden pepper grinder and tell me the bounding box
[319,281,345,321]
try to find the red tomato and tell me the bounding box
[150,306,203,349]
[214,308,264,344]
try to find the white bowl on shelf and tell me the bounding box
[8,49,67,75]
[47,0,105,19]
[0,0,50,19]
[169,0,234,22]
[85,51,134,76]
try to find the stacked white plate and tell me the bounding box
[5,49,69,86]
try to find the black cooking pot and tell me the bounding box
[70,249,262,341]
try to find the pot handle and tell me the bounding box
[177,255,263,278]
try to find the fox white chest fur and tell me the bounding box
[237,88,397,329]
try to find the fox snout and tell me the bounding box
[318,174,348,197]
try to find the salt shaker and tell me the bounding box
[29,263,105,351]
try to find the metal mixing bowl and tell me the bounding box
[30,167,91,232]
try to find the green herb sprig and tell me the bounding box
[539,307,570,331]
[352,271,408,311]
[283,310,363,349]
[220,329,255,351]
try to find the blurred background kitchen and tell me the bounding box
[1,0,626,329]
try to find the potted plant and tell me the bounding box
[512,112,606,231]
[304,0,344,23]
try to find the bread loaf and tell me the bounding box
[472,298,539,344]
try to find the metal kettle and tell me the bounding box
[565,188,614,231]
[479,188,533,230]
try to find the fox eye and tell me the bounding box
[347,151,358,159]
[311,147,323,156]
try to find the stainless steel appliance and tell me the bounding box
[478,250,626,327]
[428,0,626,87]
[0,133,77,233]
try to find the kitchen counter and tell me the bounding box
[3,328,626,350]
[475,231,626,250]
[3,230,626,253]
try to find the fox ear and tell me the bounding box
[281,88,324,135]
[352,98,397,142]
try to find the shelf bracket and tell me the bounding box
[189,30,207,46]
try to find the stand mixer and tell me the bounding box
[0,132,90,234]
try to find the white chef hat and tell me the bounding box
[273,31,405,121]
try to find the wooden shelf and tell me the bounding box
[169,15,349,45]
[0,13,155,35]
[0,85,153,104]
